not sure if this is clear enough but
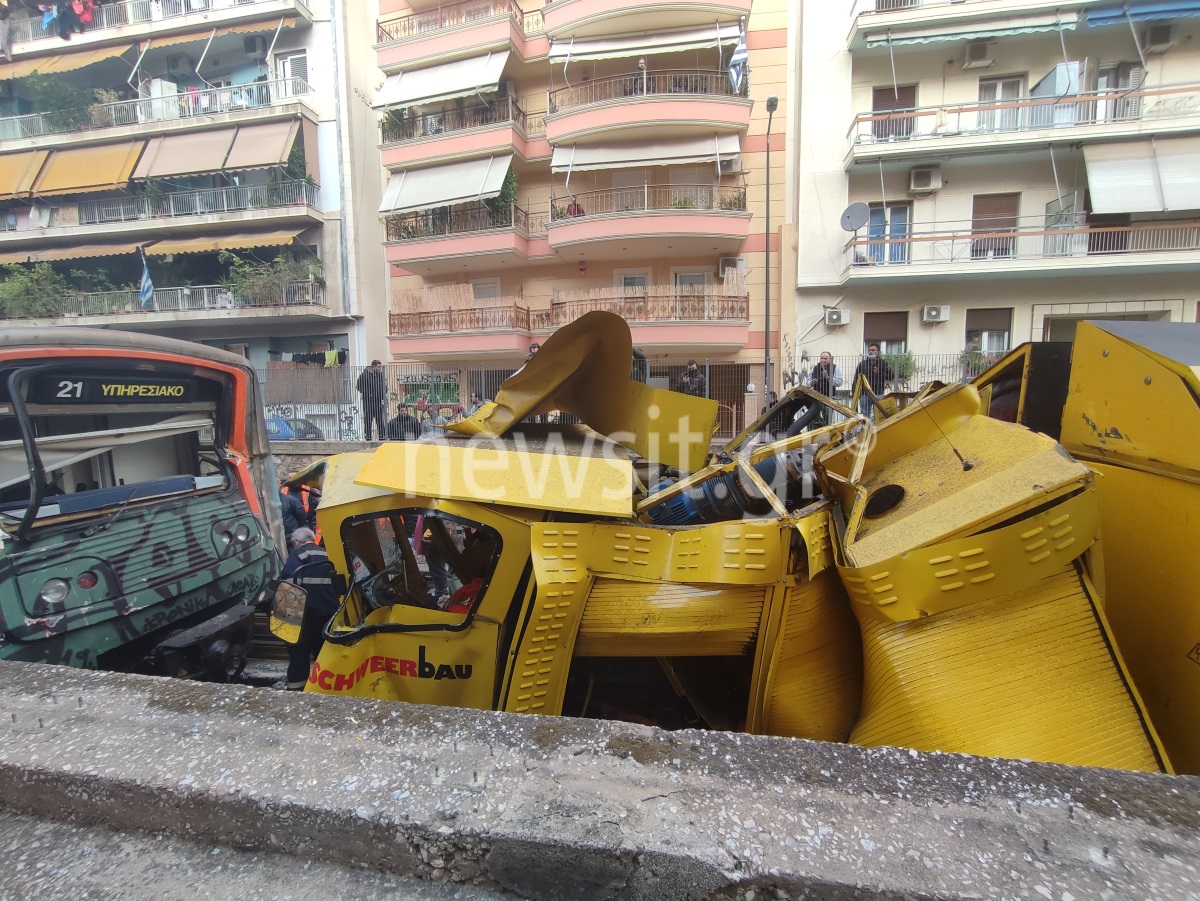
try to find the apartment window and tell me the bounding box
[276,51,309,97]
[971,193,1019,259]
[1097,63,1144,122]
[977,75,1023,132]
[866,202,911,265]
[615,269,650,292]
[673,270,710,288]
[965,308,1012,354]
[871,85,917,140]
[863,311,908,355]
[471,278,500,300]
[1029,62,1081,128]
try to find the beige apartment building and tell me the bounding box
[374,0,792,423]
[794,0,1200,380]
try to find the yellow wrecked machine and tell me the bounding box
[280,312,1196,776]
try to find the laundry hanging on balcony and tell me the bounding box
[372,51,510,110]
[550,135,742,172]
[548,25,739,63]
[1083,138,1200,213]
[379,154,513,215]
[1086,1,1200,26]
[864,12,1078,47]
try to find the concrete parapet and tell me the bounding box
[0,661,1197,900]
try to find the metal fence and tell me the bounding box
[550,185,746,219]
[1,282,325,321]
[381,98,526,144]
[548,69,744,114]
[385,203,530,241]
[375,0,531,43]
[8,0,277,44]
[78,182,319,226]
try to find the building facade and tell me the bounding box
[0,0,387,369]
[374,0,791,427]
[794,0,1200,386]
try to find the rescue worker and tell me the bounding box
[279,478,306,537]
[282,477,322,542]
[277,527,339,691]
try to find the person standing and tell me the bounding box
[852,344,894,416]
[278,528,339,691]
[807,351,844,397]
[279,478,307,537]
[675,359,707,397]
[356,359,388,441]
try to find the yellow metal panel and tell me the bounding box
[850,564,1167,772]
[757,568,862,742]
[506,525,594,715]
[792,506,835,576]
[838,488,1099,623]
[356,441,633,518]
[1086,461,1200,775]
[449,310,718,473]
[575,579,764,657]
[0,150,49,200]
[32,142,145,196]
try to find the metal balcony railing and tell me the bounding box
[77,181,319,225]
[375,0,537,43]
[550,185,747,220]
[390,304,531,335]
[548,69,745,114]
[0,78,314,142]
[9,0,280,44]
[843,216,1200,270]
[849,83,1200,149]
[0,281,326,322]
[381,98,525,144]
[385,203,529,242]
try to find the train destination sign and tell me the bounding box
[29,374,196,405]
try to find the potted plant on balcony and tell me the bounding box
[720,189,746,211]
[25,74,94,132]
[669,195,697,209]
[883,349,918,385]
[0,263,70,318]
[484,170,518,227]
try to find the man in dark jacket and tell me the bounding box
[356,359,388,441]
[386,404,422,440]
[278,527,340,690]
[852,344,894,416]
[280,480,307,537]
[675,359,707,397]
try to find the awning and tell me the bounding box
[379,154,512,215]
[549,25,739,63]
[1084,138,1200,213]
[145,18,299,50]
[133,129,238,179]
[0,150,49,201]
[17,242,142,263]
[143,230,302,256]
[372,50,510,110]
[31,141,145,197]
[551,134,742,173]
[865,12,1078,46]
[223,120,300,171]
[1087,2,1200,26]
[0,43,132,80]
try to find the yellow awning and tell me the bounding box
[223,120,300,171]
[0,150,50,200]
[0,242,141,264]
[0,43,132,79]
[143,230,302,256]
[146,18,298,49]
[32,142,145,197]
[134,129,237,179]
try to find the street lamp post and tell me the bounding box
[764,94,778,397]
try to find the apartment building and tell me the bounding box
[374,0,791,419]
[796,0,1200,376]
[0,0,387,368]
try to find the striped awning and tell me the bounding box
[143,230,303,256]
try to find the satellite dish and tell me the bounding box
[840,202,871,232]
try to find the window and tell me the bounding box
[1029,62,1081,128]
[971,193,1019,259]
[1097,63,1144,122]
[614,269,650,291]
[977,75,1023,132]
[863,311,908,354]
[673,270,710,288]
[866,202,911,265]
[872,85,917,140]
[275,51,309,98]
[965,308,1012,354]
[471,278,500,300]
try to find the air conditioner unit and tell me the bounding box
[1142,24,1173,53]
[909,166,943,193]
[921,305,951,323]
[719,155,742,174]
[719,256,746,276]
[166,54,194,76]
[244,35,267,60]
[962,40,994,69]
[824,308,850,327]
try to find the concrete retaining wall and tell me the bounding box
[1,661,1197,900]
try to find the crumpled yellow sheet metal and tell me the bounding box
[447,310,718,473]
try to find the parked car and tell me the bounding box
[265,417,325,441]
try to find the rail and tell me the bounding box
[385,203,529,241]
[376,0,537,43]
[849,82,1200,148]
[77,181,319,225]
[849,0,1058,17]
[389,304,531,335]
[9,0,282,44]
[0,281,325,321]
[381,98,526,143]
[550,185,746,219]
[548,69,744,114]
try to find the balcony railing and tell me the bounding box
[849,0,1055,17]
[9,0,283,45]
[849,82,1200,149]
[0,78,314,142]
[548,69,744,114]
[0,281,326,322]
[71,181,318,226]
[843,216,1200,270]
[376,0,542,42]
[385,203,529,241]
[381,97,525,144]
[550,185,746,220]
[390,304,531,334]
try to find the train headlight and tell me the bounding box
[38,578,70,605]
[233,523,251,543]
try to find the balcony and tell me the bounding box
[847,0,1092,50]
[8,0,310,47]
[384,202,543,274]
[0,78,315,144]
[842,216,1200,283]
[546,184,750,259]
[542,0,752,40]
[380,98,540,168]
[546,69,751,144]
[374,0,545,70]
[848,83,1200,165]
[0,281,329,327]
